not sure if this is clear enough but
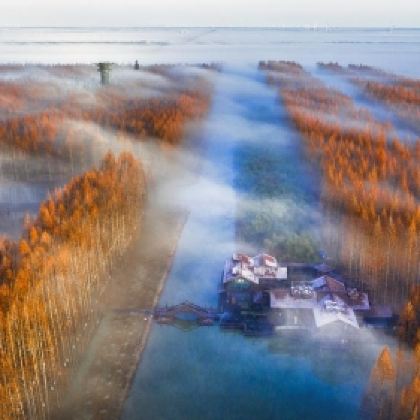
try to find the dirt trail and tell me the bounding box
[59,203,187,420]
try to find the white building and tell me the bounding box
[269,274,369,330]
[313,294,359,329]
[223,253,288,287]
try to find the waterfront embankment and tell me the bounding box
[59,204,188,419]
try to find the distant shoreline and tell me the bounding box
[1,26,419,30]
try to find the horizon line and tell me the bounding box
[0,25,419,30]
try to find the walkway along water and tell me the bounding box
[123,65,396,420]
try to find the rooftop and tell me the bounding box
[270,288,317,309]
[269,278,366,329]
[313,294,359,329]
[224,253,287,285]
[221,253,371,331]
[312,275,346,293]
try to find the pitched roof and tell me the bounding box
[232,253,252,265]
[345,290,370,311]
[269,288,317,309]
[224,253,286,284]
[253,253,278,268]
[313,309,359,329]
[313,294,359,329]
[312,275,346,293]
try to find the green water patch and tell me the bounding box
[233,107,322,262]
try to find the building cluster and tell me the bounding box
[223,253,287,286]
[221,253,388,331]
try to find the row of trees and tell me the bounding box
[362,286,420,419]
[0,64,213,418]
[363,81,420,106]
[0,111,63,157]
[317,62,348,74]
[0,80,58,116]
[268,59,420,419]
[0,152,145,419]
[67,91,210,145]
[355,79,420,135]
[361,345,419,419]
[317,61,420,135]
[259,60,304,74]
[260,60,419,305]
[0,70,211,159]
[317,62,390,78]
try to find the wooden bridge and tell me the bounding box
[153,301,220,326]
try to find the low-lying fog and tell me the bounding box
[0,28,417,418]
[312,65,420,142]
[124,64,402,420]
[0,63,214,238]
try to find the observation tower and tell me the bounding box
[97,62,112,85]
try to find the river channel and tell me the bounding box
[123,66,395,420]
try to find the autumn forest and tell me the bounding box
[260,60,420,419]
[0,63,212,419]
[0,54,419,420]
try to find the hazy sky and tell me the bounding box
[2,0,419,27]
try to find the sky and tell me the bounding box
[1,0,419,27]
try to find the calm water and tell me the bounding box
[123,66,396,420]
[1,27,420,76]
